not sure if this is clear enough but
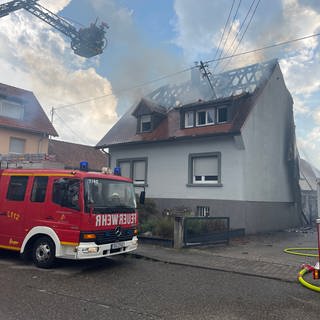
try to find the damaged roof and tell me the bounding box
[97,59,277,148]
[0,82,58,136]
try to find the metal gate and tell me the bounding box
[183,217,230,247]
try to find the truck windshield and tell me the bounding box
[84,178,136,213]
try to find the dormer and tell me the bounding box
[132,98,167,134]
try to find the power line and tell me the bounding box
[54,65,193,110]
[220,0,261,71]
[213,0,242,72]
[53,110,90,144]
[206,32,320,64]
[212,0,236,63]
[216,0,257,72]
[52,32,320,111]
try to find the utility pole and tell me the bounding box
[199,61,216,99]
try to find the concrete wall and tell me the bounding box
[151,197,297,234]
[0,127,49,154]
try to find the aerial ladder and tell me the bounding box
[0,0,109,58]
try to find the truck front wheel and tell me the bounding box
[32,236,56,268]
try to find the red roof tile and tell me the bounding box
[48,139,109,171]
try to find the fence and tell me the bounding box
[174,216,230,248]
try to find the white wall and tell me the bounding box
[111,136,246,201]
[241,64,294,202]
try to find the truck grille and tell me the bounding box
[80,228,135,245]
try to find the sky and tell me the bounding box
[0,0,320,169]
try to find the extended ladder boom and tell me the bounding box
[0,0,108,58]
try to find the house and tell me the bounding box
[0,82,58,167]
[97,59,302,234]
[48,139,109,171]
[0,83,109,171]
[299,158,320,224]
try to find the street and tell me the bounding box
[0,249,319,320]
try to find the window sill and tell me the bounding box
[186,183,223,187]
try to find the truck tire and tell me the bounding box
[32,236,56,268]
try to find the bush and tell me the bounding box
[137,198,174,239]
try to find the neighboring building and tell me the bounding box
[0,82,58,157]
[299,158,320,224]
[48,139,109,171]
[97,60,302,234]
[0,82,107,171]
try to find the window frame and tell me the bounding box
[196,109,215,127]
[6,176,29,201]
[187,152,222,187]
[140,115,152,133]
[9,137,26,154]
[0,99,24,120]
[217,106,228,123]
[184,110,194,128]
[30,176,48,203]
[117,157,148,186]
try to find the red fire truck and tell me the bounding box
[0,167,142,268]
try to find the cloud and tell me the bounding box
[35,0,72,13]
[0,1,117,145]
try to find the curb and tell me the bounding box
[128,249,299,283]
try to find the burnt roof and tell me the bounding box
[48,140,109,171]
[0,83,58,136]
[97,60,277,148]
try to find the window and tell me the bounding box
[184,111,194,128]
[84,178,136,213]
[30,176,48,202]
[0,100,24,120]
[140,115,152,132]
[188,152,221,186]
[196,109,215,126]
[119,161,131,179]
[133,160,146,185]
[217,106,228,123]
[9,137,25,154]
[52,178,80,210]
[197,206,210,217]
[117,158,148,186]
[6,176,29,201]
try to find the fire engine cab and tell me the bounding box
[0,166,142,268]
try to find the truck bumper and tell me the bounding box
[59,236,138,260]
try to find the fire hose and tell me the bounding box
[284,248,320,292]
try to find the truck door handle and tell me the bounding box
[0,212,6,216]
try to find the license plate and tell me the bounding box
[111,242,124,250]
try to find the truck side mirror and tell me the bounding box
[139,191,145,205]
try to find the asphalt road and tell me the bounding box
[0,250,319,320]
